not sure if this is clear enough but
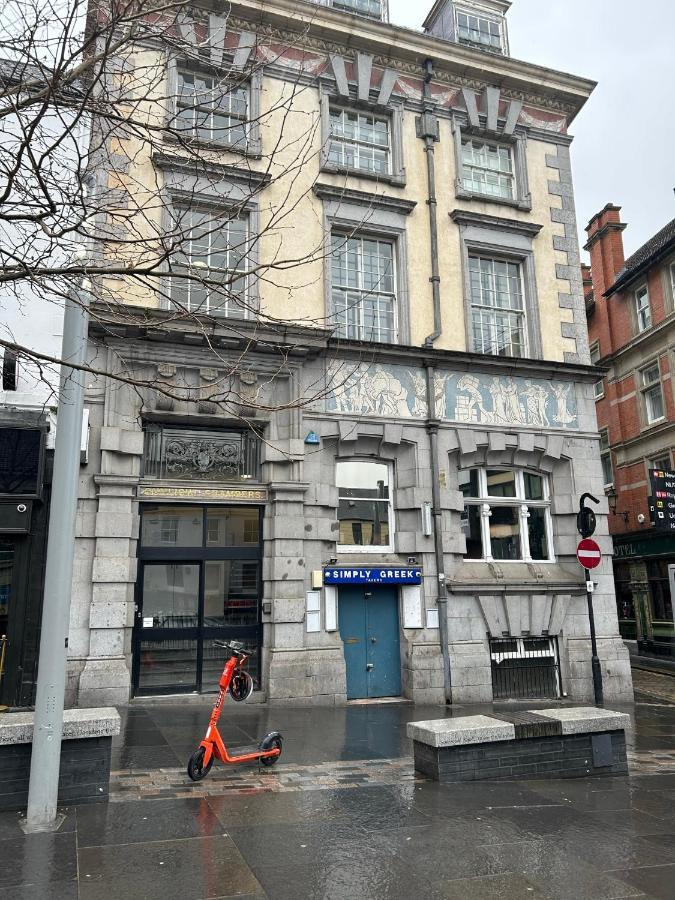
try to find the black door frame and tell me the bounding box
[132,505,263,696]
[0,536,29,706]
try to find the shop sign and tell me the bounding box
[323,567,422,585]
[649,469,675,532]
[138,486,267,502]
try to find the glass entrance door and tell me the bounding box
[133,505,262,695]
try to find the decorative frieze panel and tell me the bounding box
[152,11,572,133]
[326,363,579,430]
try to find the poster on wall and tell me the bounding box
[649,469,675,532]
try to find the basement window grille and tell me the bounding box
[489,636,562,700]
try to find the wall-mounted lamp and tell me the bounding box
[304,431,321,446]
[328,557,338,565]
[607,487,630,523]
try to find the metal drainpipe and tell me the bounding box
[426,364,452,704]
[417,59,451,702]
[421,58,442,349]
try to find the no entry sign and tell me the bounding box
[577,538,601,570]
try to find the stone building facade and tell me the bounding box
[65,0,633,707]
[585,204,675,661]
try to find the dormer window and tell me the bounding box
[456,9,504,52]
[332,0,384,20]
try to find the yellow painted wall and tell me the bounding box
[112,48,580,366]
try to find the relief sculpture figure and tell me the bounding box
[523,381,551,427]
[552,382,577,426]
[456,374,490,423]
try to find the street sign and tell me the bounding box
[577,538,601,569]
[648,469,675,532]
[323,567,422,586]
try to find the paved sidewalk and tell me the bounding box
[1,677,674,899]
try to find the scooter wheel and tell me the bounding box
[260,736,282,767]
[187,747,213,782]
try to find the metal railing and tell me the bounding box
[490,636,562,701]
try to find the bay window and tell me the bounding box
[460,468,553,562]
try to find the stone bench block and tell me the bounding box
[0,708,120,811]
[535,707,630,735]
[0,707,120,745]
[407,715,515,748]
[408,707,629,783]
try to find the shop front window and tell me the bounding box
[647,560,673,622]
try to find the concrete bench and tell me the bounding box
[0,708,120,811]
[407,707,630,783]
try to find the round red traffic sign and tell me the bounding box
[577,538,601,569]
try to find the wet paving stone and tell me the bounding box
[430,872,547,899]
[0,830,77,890]
[77,835,263,900]
[482,840,648,899]
[76,797,223,847]
[611,863,675,898]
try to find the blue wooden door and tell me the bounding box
[338,586,401,700]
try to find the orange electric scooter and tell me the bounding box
[187,640,282,781]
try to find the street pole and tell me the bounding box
[24,290,89,831]
[584,567,604,707]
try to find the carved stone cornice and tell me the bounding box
[313,182,417,216]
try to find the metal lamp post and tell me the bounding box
[23,285,89,831]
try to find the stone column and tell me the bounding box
[77,425,143,706]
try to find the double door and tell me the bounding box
[133,504,262,695]
[338,586,401,700]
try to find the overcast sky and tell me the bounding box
[388,0,674,259]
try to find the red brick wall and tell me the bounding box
[585,205,675,539]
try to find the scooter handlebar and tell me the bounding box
[213,639,245,656]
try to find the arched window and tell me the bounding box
[460,468,553,562]
[336,460,393,551]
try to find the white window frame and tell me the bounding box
[175,67,249,147]
[320,93,406,187]
[336,459,394,553]
[455,6,506,53]
[600,429,614,488]
[590,342,604,400]
[461,137,515,201]
[328,106,392,177]
[331,232,398,344]
[649,453,671,474]
[468,254,528,358]
[641,362,665,425]
[635,285,652,333]
[460,468,554,563]
[670,263,675,300]
[331,0,385,20]
[170,206,251,318]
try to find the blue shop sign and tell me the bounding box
[323,567,422,586]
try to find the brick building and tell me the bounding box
[585,204,675,660]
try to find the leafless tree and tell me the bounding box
[0,0,374,416]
